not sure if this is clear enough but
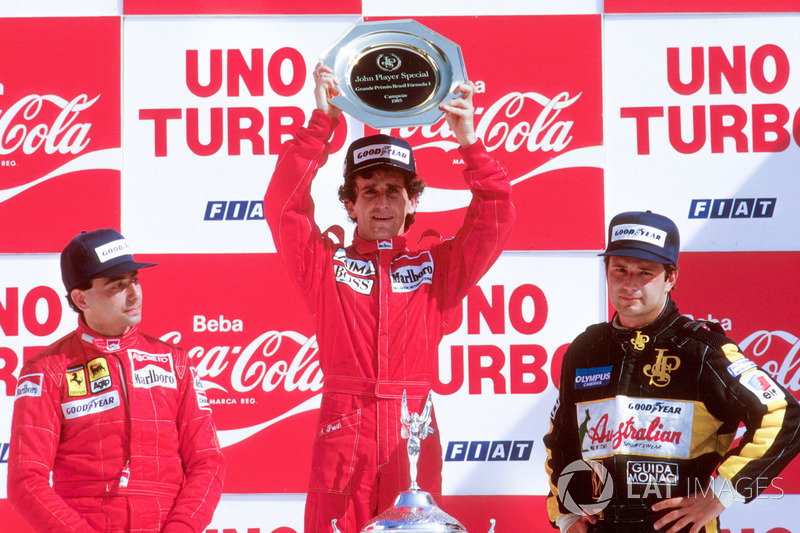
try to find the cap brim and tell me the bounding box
[598,248,675,265]
[91,260,158,282]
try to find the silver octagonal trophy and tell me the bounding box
[332,391,495,533]
[320,19,468,129]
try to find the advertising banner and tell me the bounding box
[0,17,121,252]
[605,0,800,13]
[124,0,361,15]
[604,14,800,251]
[122,15,360,254]
[368,16,605,252]
[0,254,80,500]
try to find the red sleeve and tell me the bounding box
[164,350,226,532]
[7,357,101,533]
[264,109,340,302]
[435,140,516,308]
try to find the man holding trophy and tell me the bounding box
[265,47,514,532]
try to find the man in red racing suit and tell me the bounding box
[8,229,225,533]
[265,62,514,532]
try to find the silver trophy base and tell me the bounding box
[361,490,468,532]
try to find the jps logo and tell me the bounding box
[630,331,650,351]
[643,349,680,387]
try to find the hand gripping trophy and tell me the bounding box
[332,391,495,533]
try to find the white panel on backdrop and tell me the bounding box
[362,0,600,16]
[0,1,119,17]
[436,252,606,496]
[206,493,305,532]
[604,14,800,252]
[0,254,81,499]
[122,16,361,254]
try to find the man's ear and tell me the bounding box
[70,288,90,312]
[408,195,418,214]
[667,268,679,291]
[345,200,357,221]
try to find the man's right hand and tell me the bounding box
[313,61,342,119]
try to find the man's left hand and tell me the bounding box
[439,81,478,147]
[651,491,725,533]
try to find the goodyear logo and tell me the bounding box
[204,200,264,221]
[445,440,533,462]
[689,198,776,219]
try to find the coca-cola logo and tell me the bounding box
[0,94,97,156]
[385,91,582,154]
[739,330,800,393]
[161,329,323,447]
[377,90,602,212]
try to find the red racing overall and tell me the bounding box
[8,320,226,533]
[265,110,515,532]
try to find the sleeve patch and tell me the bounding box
[726,358,757,378]
[740,370,785,405]
[15,373,43,399]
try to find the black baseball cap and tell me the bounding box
[61,229,157,292]
[599,211,680,265]
[343,134,416,178]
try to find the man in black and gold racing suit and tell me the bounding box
[544,211,800,533]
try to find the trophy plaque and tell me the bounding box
[330,391,495,533]
[320,19,468,129]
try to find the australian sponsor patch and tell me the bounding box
[575,365,613,389]
[15,373,43,399]
[741,370,784,405]
[62,390,120,419]
[333,248,375,295]
[66,366,88,397]
[726,358,757,378]
[87,357,113,394]
[577,396,693,460]
[627,461,679,486]
[129,350,177,389]
[391,252,434,293]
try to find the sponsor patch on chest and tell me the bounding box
[62,390,120,419]
[575,366,613,389]
[390,252,434,292]
[66,366,88,397]
[129,350,177,389]
[88,357,113,394]
[333,248,376,295]
[577,396,693,460]
[15,373,43,399]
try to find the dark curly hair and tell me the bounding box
[338,165,426,228]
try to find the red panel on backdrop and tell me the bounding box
[137,253,318,492]
[605,0,800,12]
[0,17,121,253]
[124,0,361,15]
[365,16,605,252]
[665,251,800,493]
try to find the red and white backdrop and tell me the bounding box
[0,1,798,532]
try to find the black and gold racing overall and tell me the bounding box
[544,298,800,533]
